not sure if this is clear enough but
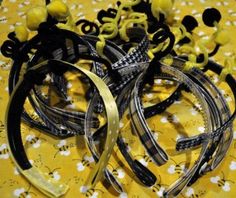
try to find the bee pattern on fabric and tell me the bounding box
[150,124,162,141]
[18,1,30,8]
[13,185,37,198]
[220,89,232,102]
[29,112,43,124]
[29,154,43,168]
[182,187,205,198]
[119,192,128,198]
[210,172,235,192]
[229,155,236,171]
[0,60,11,70]
[0,143,9,159]
[151,175,167,197]
[14,166,20,175]
[225,20,236,26]
[0,179,19,189]
[120,138,131,152]
[25,134,43,148]
[0,6,8,13]
[224,13,236,27]
[80,185,104,198]
[160,113,179,123]
[168,158,186,175]
[74,153,94,172]
[0,121,5,138]
[189,103,202,116]
[0,16,7,23]
[208,73,219,84]
[107,164,125,179]
[135,152,153,167]
[191,10,201,18]
[54,140,74,158]
[216,1,229,6]
[45,166,61,181]
[180,1,194,6]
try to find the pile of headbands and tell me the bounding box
[1,0,236,197]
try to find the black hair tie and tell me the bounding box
[76,19,100,35]
[97,8,118,24]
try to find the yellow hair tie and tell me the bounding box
[173,24,194,55]
[100,23,118,39]
[147,51,155,59]
[98,0,141,41]
[95,0,142,57]
[180,39,208,71]
[214,29,230,46]
[119,12,147,42]
[173,25,194,56]
[183,54,197,71]
[179,24,194,45]
[191,41,209,69]
[96,1,141,55]
[96,24,117,57]
[211,21,230,46]
[183,51,208,71]
[219,58,235,82]
[115,0,141,22]
[183,61,195,71]
[147,41,165,59]
[162,56,174,66]
[96,35,106,57]
[178,44,195,54]
[150,42,164,54]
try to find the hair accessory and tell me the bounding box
[1,1,236,197]
[202,8,221,27]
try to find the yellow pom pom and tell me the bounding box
[219,58,234,82]
[47,0,69,21]
[147,50,155,59]
[14,25,29,42]
[215,29,230,45]
[183,61,194,71]
[151,0,174,19]
[26,6,48,31]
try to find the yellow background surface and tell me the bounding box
[0,0,236,198]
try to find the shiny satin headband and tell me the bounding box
[6,59,122,197]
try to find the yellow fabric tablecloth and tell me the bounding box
[0,0,236,197]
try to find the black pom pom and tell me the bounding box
[181,15,198,32]
[116,1,121,7]
[202,8,221,27]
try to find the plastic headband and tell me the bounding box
[6,59,120,197]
